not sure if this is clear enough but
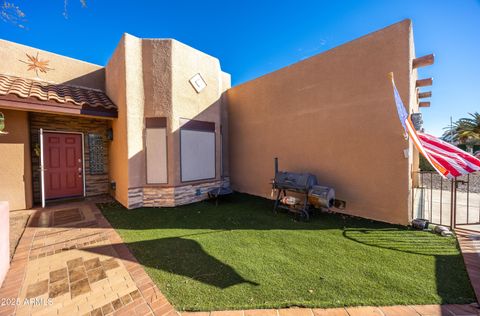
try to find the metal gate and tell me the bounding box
[412,171,480,228]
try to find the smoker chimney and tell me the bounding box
[274,157,278,176]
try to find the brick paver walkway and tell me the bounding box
[0,202,175,316]
[1,201,479,316]
[457,228,480,305]
[9,211,33,260]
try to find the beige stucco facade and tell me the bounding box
[0,32,231,210]
[227,19,418,225]
[0,39,104,90]
[0,39,109,210]
[170,39,231,186]
[106,35,230,208]
[0,20,421,225]
[105,35,133,207]
[0,109,32,210]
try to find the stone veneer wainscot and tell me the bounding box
[127,178,230,208]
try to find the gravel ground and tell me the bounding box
[416,172,480,193]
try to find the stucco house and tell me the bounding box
[0,19,429,225]
[0,35,231,211]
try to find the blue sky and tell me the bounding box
[1,0,479,136]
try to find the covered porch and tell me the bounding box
[0,74,117,210]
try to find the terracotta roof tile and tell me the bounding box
[0,74,116,110]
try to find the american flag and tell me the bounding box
[389,73,480,179]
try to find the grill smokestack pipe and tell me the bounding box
[274,157,278,176]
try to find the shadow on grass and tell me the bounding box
[49,193,475,306]
[82,236,259,289]
[343,228,475,305]
[342,229,458,256]
[93,193,404,232]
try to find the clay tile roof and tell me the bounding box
[0,74,117,111]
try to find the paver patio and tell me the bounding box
[1,200,480,316]
[0,201,174,316]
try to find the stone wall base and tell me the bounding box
[126,178,230,209]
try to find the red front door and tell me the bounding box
[44,132,84,199]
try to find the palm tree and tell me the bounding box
[444,112,480,153]
[455,112,480,142]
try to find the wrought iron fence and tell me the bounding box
[412,171,480,228]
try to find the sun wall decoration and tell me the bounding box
[19,52,54,76]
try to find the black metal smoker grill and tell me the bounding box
[272,158,336,220]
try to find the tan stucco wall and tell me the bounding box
[0,109,32,210]
[220,71,232,176]
[124,38,230,189]
[170,40,229,186]
[227,20,414,225]
[0,39,104,90]
[124,35,145,190]
[142,39,172,186]
[408,24,420,218]
[105,36,129,207]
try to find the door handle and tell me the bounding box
[78,167,82,177]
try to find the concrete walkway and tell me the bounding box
[413,188,480,226]
[0,201,479,316]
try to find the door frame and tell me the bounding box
[40,129,86,207]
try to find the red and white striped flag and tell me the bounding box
[389,73,480,179]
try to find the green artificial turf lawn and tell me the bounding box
[98,193,475,311]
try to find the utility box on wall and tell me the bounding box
[0,201,9,287]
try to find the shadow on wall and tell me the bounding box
[125,90,228,191]
[61,69,106,91]
[82,236,259,289]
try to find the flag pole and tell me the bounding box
[450,116,454,144]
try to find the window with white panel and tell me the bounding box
[180,119,215,182]
[145,118,167,184]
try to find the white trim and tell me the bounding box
[39,128,45,208]
[81,133,86,197]
[41,130,86,202]
[43,130,84,135]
